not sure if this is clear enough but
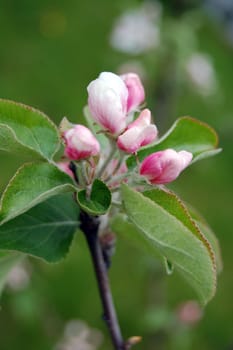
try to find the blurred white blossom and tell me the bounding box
[55,320,103,350]
[110,2,162,55]
[185,53,218,95]
[6,263,31,291]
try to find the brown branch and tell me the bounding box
[80,211,127,350]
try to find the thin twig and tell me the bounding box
[80,211,127,350]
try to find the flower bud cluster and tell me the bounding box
[63,125,100,160]
[87,72,157,153]
[58,71,192,187]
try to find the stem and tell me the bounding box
[104,152,126,183]
[106,172,131,187]
[96,139,117,179]
[80,211,126,350]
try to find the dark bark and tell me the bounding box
[80,211,127,350]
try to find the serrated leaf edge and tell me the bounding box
[122,184,217,301]
[145,187,217,284]
[154,116,219,149]
[0,162,76,224]
[0,98,61,160]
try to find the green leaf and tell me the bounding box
[127,117,220,169]
[121,184,217,305]
[0,193,79,262]
[0,99,60,160]
[163,258,174,275]
[143,186,220,273]
[77,179,111,215]
[0,162,75,224]
[187,206,222,273]
[0,251,24,294]
[111,214,175,275]
[195,220,222,274]
[0,124,42,160]
[111,213,163,259]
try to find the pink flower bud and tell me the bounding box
[63,125,100,160]
[117,109,158,153]
[57,162,74,179]
[120,73,145,112]
[140,149,193,184]
[87,72,128,135]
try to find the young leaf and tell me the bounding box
[143,188,215,254]
[0,193,79,262]
[0,251,25,294]
[0,124,42,160]
[143,187,221,275]
[111,213,164,260]
[187,205,222,273]
[195,220,222,274]
[111,214,174,276]
[77,179,111,215]
[163,258,174,275]
[0,99,60,160]
[0,162,75,224]
[121,184,217,305]
[127,117,220,169]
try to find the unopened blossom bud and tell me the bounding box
[57,162,74,178]
[63,125,100,160]
[117,109,157,153]
[140,149,193,184]
[87,72,128,135]
[121,72,145,112]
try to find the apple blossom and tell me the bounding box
[0,69,220,350]
[120,73,145,112]
[110,3,161,55]
[87,72,128,135]
[63,125,100,160]
[57,162,74,178]
[117,109,157,153]
[140,149,193,184]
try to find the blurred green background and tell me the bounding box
[0,0,232,349]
